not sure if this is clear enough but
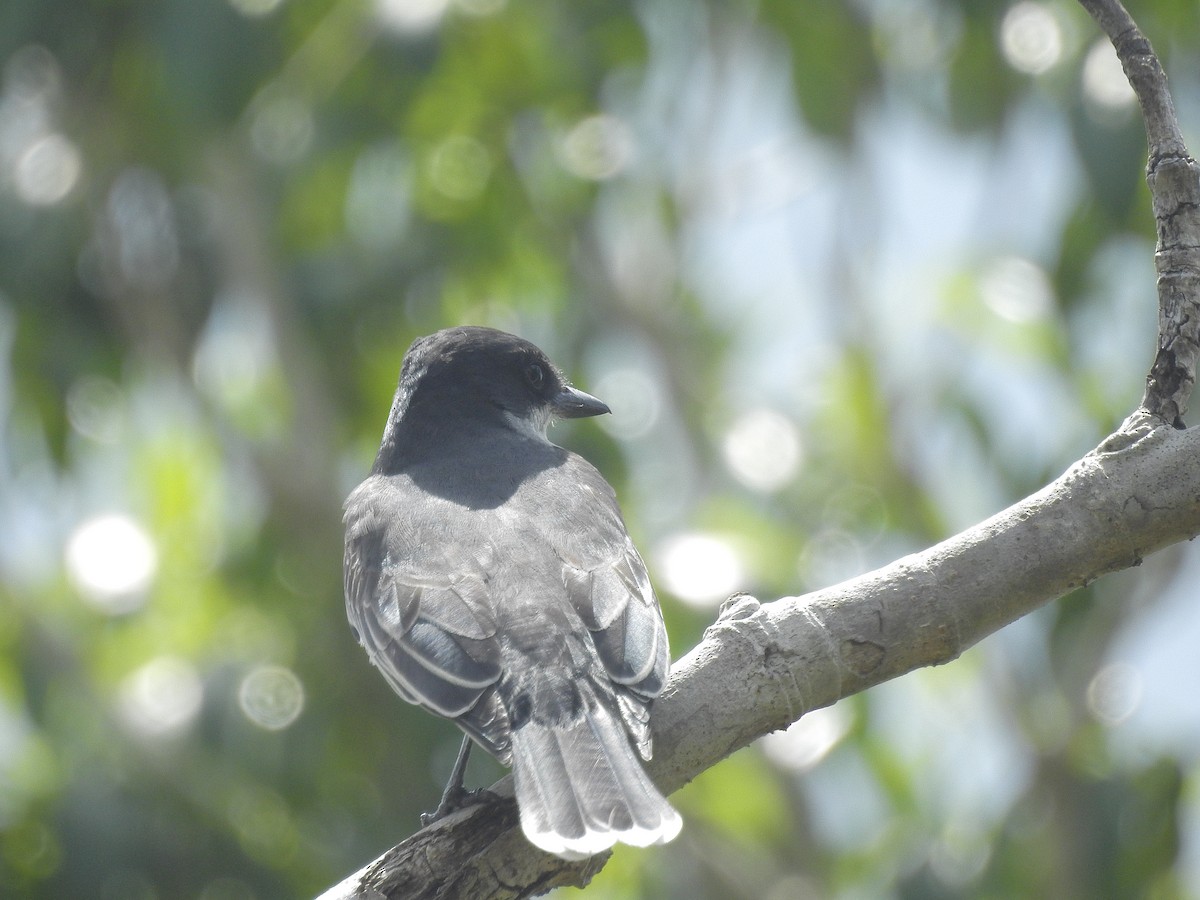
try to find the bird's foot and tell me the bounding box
[420,785,496,826]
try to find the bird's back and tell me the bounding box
[344,444,679,856]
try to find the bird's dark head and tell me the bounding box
[374,326,609,471]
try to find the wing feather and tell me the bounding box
[546,461,671,702]
[344,477,503,728]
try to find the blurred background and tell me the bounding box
[2,0,1199,896]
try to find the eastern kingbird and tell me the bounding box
[343,326,680,859]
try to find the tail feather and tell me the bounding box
[510,703,681,860]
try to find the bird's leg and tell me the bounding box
[420,735,488,825]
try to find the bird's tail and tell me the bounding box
[509,702,682,860]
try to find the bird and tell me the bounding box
[342,325,681,860]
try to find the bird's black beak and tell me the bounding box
[552,385,611,419]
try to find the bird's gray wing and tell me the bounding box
[343,480,509,757]
[548,459,670,706]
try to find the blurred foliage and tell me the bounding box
[1,0,1199,897]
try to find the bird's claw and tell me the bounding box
[420,786,495,826]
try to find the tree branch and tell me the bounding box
[318,2,1200,897]
[1079,0,1200,428]
[319,425,1200,900]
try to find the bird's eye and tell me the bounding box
[525,363,545,390]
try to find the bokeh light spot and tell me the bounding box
[1082,38,1136,111]
[760,704,850,772]
[4,44,61,104]
[238,664,305,731]
[375,0,450,34]
[1000,2,1062,75]
[798,528,866,589]
[117,657,204,737]
[722,407,803,493]
[1086,661,1142,726]
[928,821,992,887]
[65,514,157,614]
[250,90,314,164]
[980,255,1053,323]
[593,367,662,440]
[557,114,634,181]
[14,133,81,205]
[654,532,745,608]
[66,375,126,444]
